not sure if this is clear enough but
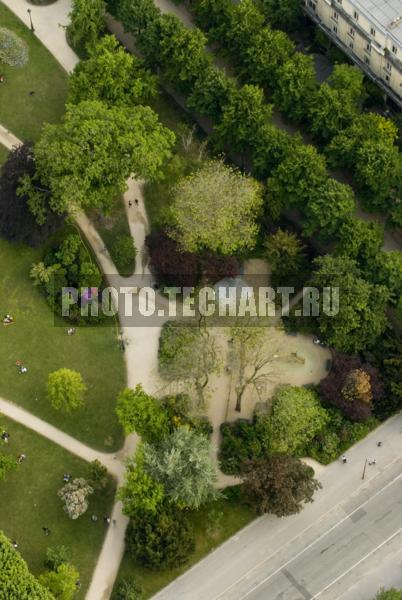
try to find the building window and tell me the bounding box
[385,75,390,82]
[333,10,338,20]
[333,25,338,34]
[364,56,370,65]
[370,27,376,36]
[386,61,392,71]
[354,11,359,20]
[392,45,398,54]
[366,43,371,53]
[349,41,354,49]
[349,27,355,37]
[307,0,316,10]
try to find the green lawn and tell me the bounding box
[113,491,255,598]
[0,143,9,165]
[0,237,126,451]
[0,416,116,599]
[0,2,68,141]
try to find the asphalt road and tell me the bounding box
[244,469,402,600]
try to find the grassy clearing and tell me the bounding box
[0,236,125,451]
[0,2,68,141]
[0,143,9,165]
[113,491,255,598]
[0,416,116,599]
[89,196,135,277]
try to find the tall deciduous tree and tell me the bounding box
[273,53,317,122]
[187,65,235,119]
[47,369,87,413]
[311,255,389,353]
[303,179,355,238]
[69,35,157,107]
[257,0,302,30]
[142,426,219,509]
[215,84,273,154]
[20,100,174,217]
[67,0,106,56]
[0,530,54,599]
[242,455,321,516]
[242,27,294,88]
[262,386,329,455]
[169,160,263,255]
[116,385,169,442]
[38,564,79,600]
[118,459,165,518]
[158,321,221,406]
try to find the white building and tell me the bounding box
[304,0,402,107]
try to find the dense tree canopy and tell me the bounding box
[242,456,321,516]
[303,179,355,238]
[0,145,63,245]
[118,459,165,518]
[116,385,169,442]
[125,506,195,569]
[311,255,389,353]
[142,426,218,509]
[69,35,157,107]
[263,386,329,455]
[264,228,307,286]
[21,100,174,217]
[67,0,106,56]
[273,53,317,122]
[47,369,86,413]
[169,160,263,255]
[38,564,79,600]
[0,531,54,599]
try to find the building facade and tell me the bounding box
[304,0,402,107]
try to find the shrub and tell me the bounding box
[219,420,264,475]
[111,235,136,274]
[0,28,28,68]
[125,507,195,569]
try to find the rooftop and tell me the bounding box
[353,0,402,44]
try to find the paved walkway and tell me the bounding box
[0,124,22,150]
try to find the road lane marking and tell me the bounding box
[217,472,402,600]
[311,528,402,598]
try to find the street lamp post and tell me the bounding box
[27,9,35,33]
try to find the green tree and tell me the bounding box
[115,0,160,36]
[158,14,210,92]
[308,65,364,142]
[263,386,330,455]
[242,455,321,516]
[116,385,169,442]
[251,124,296,180]
[67,0,106,56]
[273,53,317,122]
[257,0,302,30]
[303,179,356,238]
[242,27,294,87]
[267,144,327,216]
[142,426,219,509]
[374,251,402,303]
[311,255,389,353]
[58,478,93,520]
[336,218,384,268]
[21,100,174,218]
[158,321,221,405]
[222,0,265,55]
[69,35,157,107]
[47,369,87,413]
[0,530,54,599]
[38,564,79,600]
[264,228,306,286]
[118,458,165,518]
[215,84,273,154]
[125,506,195,569]
[169,160,263,255]
[187,66,235,119]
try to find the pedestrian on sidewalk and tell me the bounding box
[128,200,132,208]
[342,455,347,464]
